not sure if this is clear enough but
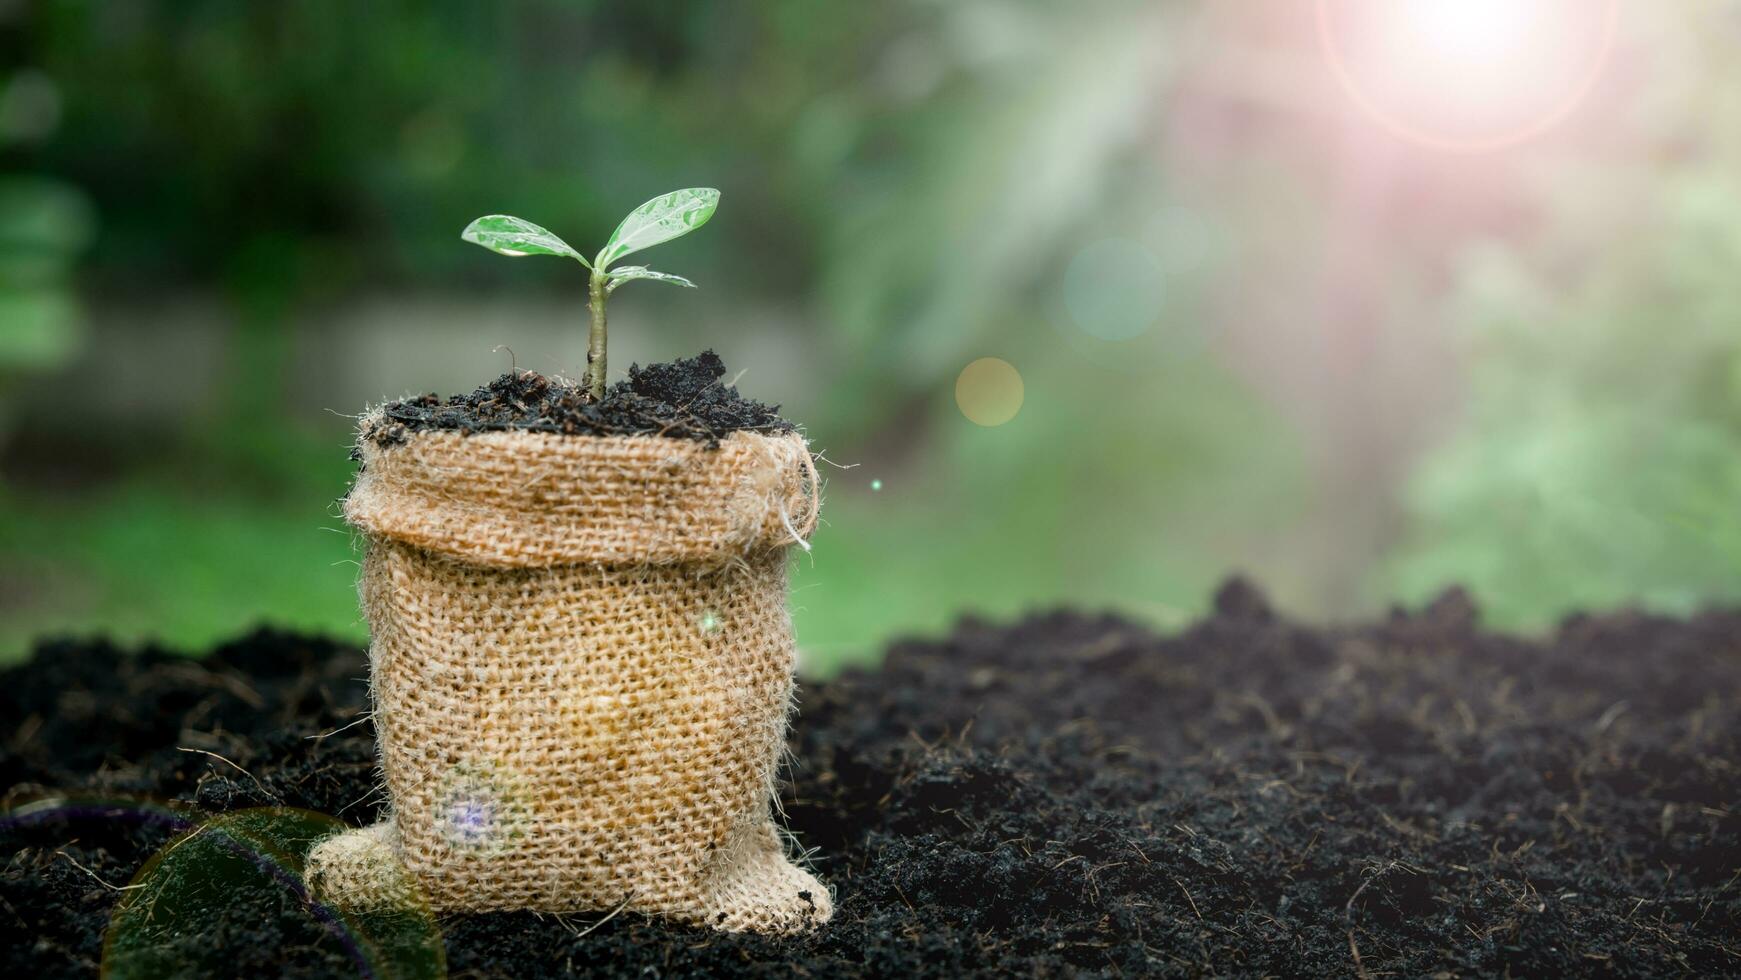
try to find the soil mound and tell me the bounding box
[4,582,1739,976]
[368,350,792,447]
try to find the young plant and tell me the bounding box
[461,188,720,400]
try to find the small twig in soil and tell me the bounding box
[177,747,277,802]
[54,849,143,892]
[10,712,43,749]
[1593,699,1630,734]
[1345,860,1401,980]
[161,663,266,709]
[1124,838,1153,865]
[558,892,634,940]
[1173,877,1204,920]
[305,711,373,743]
[892,882,917,915]
[0,890,31,932]
[1347,930,1367,980]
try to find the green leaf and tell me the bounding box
[461,215,591,267]
[605,265,697,294]
[596,188,719,270]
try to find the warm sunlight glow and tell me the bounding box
[1398,0,1537,67]
[1317,0,1618,151]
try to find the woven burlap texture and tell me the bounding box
[305,422,830,934]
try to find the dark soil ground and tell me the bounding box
[365,350,792,448]
[4,581,1739,977]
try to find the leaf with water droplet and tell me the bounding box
[606,265,697,294]
[596,188,719,270]
[461,215,590,267]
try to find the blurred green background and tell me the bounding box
[2,0,1738,669]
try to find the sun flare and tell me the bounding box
[1317,0,1619,150]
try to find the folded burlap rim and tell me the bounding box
[347,417,819,569]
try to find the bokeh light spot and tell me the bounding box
[1317,0,1618,151]
[870,479,883,492]
[435,765,526,856]
[699,609,722,634]
[0,69,62,144]
[444,796,497,847]
[955,358,1024,427]
[1062,238,1164,341]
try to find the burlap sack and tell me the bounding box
[305,420,831,934]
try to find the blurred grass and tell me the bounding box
[791,334,1305,671]
[1380,119,1741,623]
[0,417,364,658]
[0,478,362,657]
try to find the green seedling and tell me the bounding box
[462,188,720,400]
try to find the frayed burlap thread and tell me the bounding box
[305,422,831,934]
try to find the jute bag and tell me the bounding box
[305,419,831,934]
